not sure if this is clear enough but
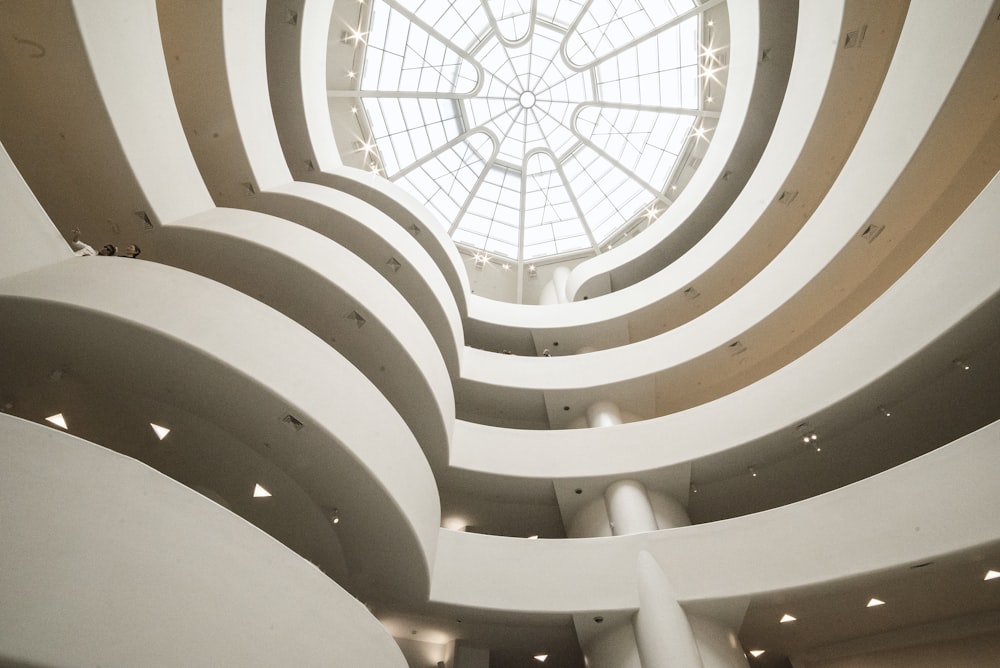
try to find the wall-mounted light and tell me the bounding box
[45,413,68,429]
[797,423,818,445]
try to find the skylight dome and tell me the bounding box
[345,0,724,262]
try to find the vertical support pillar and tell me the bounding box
[605,479,658,536]
[634,551,703,668]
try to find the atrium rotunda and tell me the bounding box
[1,1,1000,667]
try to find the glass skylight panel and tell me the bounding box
[577,106,694,190]
[362,3,476,94]
[564,0,688,67]
[394,132,495,225]
[486,0,534,44]
[363,97,460,174]
[596,18,699,107]
[535,0,586,30]
[562,145,652,244]
[397,0,491,51]
[354,0,715,263]
[523,153,592,257]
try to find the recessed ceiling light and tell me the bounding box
[150,423,170,440]
[750,650,765,658]
[253,484,272,498]
[533,655,548,663]
[780,614,796,623]
[866,598,885,607]
[45,413,67,429]
[984,570,1000,581]
[527,535,538,539]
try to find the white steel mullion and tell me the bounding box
[448,147,501,235]
[550,151,599,253]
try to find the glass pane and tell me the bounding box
[354,1,713,261]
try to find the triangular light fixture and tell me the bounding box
[866,598,885,607]
[150,423,170,440]
[253,484,272,498]
[45,413,68,429]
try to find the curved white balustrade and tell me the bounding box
[0,0,456,469]
[308,166,473,317]
[562,0,774,301]
[0,258,440,603]
[433,420,1000,613]
[0,414,407,668]
[463,0,904,338]
[156,207,455,469]
[0,143,69,279]
[450,168,1000,479]
[157,0,465,376]
[454,0,1000,422]
[262,0,472,314]
[243,181,465,377]
[0,0,998,663]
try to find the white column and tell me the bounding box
[648,490,692,530]
[634,551,704,668]
[605,479,658,536]
[537,266,571,304]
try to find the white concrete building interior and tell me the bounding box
[2,0,1000,666]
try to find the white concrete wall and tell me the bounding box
[565,0,764,300]
[583,622,642,668]
[450,166,1000,478]
[0,258,441,603]
[158,0,465,377]
[156,207,456,469]
[0,414,406,668]
[433,420,1000,613]
[73,0,214,222]
[457,0,997,425]
[0,143,70,280]
[796,631,1000,668]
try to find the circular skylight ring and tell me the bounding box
[356,0,714,261]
